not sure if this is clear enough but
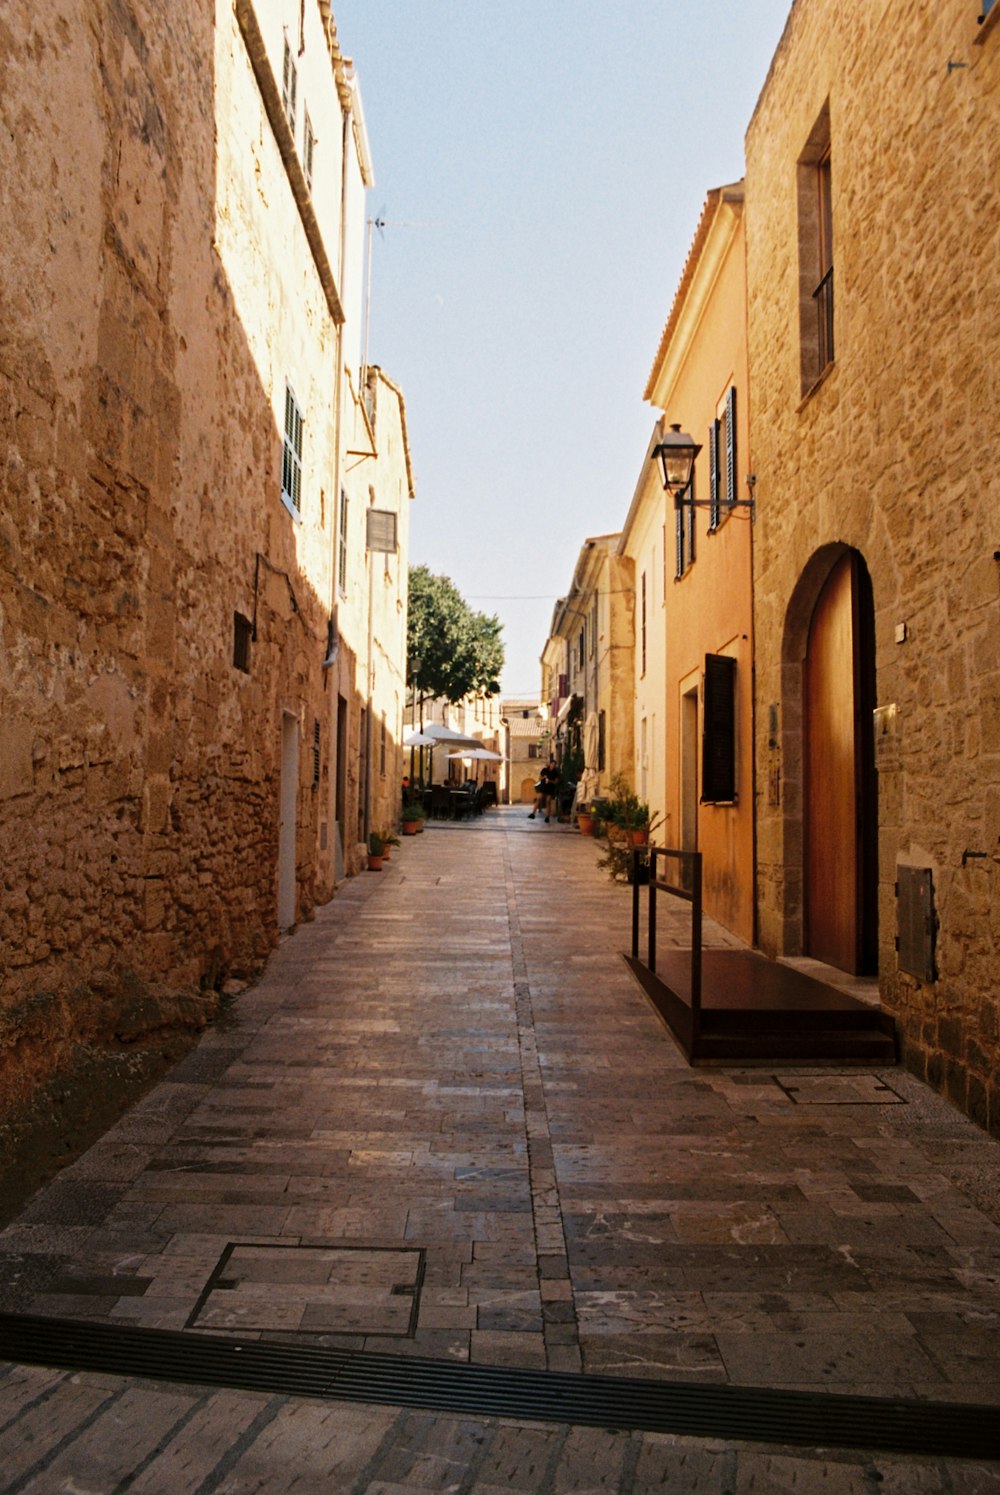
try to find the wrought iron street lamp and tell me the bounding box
[651,422,756,515]
[652,423,702,505]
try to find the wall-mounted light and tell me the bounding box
[651,423,756,516]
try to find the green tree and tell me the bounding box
[407,565,504,703]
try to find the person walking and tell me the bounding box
[528,756,560,822]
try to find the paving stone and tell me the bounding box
[0,810,998,1485]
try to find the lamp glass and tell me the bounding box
[654,424,701,496]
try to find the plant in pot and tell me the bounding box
[576,801,598,836]
[367,831,385,870]
[401,804,425,835]
[379,828,399,860]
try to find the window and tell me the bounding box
[366,508,398,553]
[708,386,738,530]
[233,613,252,673]
[578,628,585,670]
[675,470,695,579]
[380,713,387,777]
[303,110,316,191]
[702,653,737,803]
[528,742,539,760]
[640,571,647,676]
[281,384,303,517]
[282,37,297,134]
[598,709,606,772]
[797,104,834,394]
[312,718,321,788]
[338,489,348,593]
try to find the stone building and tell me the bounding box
[501,699,549,806]
[0,3,410,1132]
[745,0,1000,1128]
[542,537,635,808]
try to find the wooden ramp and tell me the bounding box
[623,947,896,1065]
[624,847,896,1066]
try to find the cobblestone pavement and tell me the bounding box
[1,808,999,1490]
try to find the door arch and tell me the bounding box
[801,550,878,973]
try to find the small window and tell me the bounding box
[598,709,606,772]
[797,104,834,394]
[640,571,647,676]
[282,38,297,134]
[338,489,348,593]
[282,384,303,517]
[528,743,539,759]
[303,110,316,191]
[233,613,252,673]
[312,718,321,788]
[366,508,398,553]
[675,471,696,579]
[702,653,736,803]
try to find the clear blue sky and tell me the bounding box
[333,1,793,697]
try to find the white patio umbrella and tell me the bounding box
[447,748,503,762]
[403,730,437,747]
[421,723,483,749]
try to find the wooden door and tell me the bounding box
[804,553,869,971]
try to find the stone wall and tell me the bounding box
[0,1,366,1126]
[746,0,1000,1129]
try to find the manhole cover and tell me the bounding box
[188,1244,424,1337]
[772,1074,905,1106]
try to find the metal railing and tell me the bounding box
[631,847,703,1046]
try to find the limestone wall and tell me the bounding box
[746,0,1000,1128]
[0,1,378,1121]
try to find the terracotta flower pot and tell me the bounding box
[577,813,595,836]
[402,820,420,835]
[627,828,649,847]
[367,854,384,871]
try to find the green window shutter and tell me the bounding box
[725,386,737,507]
[708,419,720,531]
[702,653,736,803]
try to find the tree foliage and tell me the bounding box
[407,565,504,703]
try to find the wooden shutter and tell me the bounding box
[702,653,736,802]
[708,419,720,531]
[725,386,737,507]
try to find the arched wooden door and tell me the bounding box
[803,552,877,973]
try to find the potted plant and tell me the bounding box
[577,802,597,836]
[367,831,384,870]
[401,804,425,836]
[600,775,662,852]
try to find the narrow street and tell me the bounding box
[1,809,998,1490]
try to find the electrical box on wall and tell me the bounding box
[896,866,936,982]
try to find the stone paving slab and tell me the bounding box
[0,808,999,1486]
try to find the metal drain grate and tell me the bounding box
[1,1312,997,1460]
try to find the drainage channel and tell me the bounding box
[1,1313,998,1460]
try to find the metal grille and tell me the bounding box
[897,865,935,982]
[1,1313,997,1459]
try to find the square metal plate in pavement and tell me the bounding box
[773,1074,905,1106]
[187,1243,425,1337]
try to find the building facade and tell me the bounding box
[745,0,1000,1127]
[0,3,410,1125]
[638,184,755,944]
[501,699,549,806]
